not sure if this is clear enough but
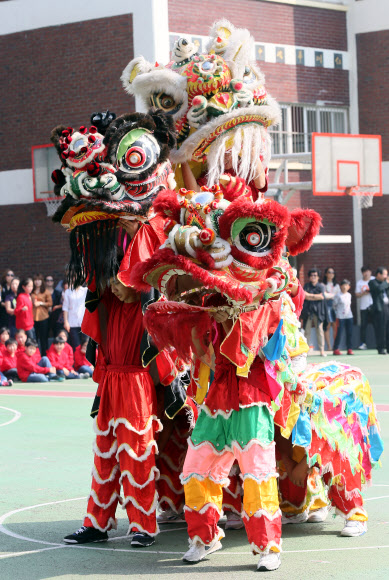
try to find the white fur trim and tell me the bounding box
[222,504,241,515]
[91,464,119,485]
[126,522,160,537]
[158,495,184,513]
[158,474,184,495]
[88,489,120,509]
[159,452,181,472]
[335,506,368,520]
[122,491,159,516]
[119,466,160,489]
[184,503,223,517]
[116,440,158,462]
[84,513,117,532]
[93,439,118,459]
[180,471,230,486]
[241,472,279,483]
[242,508,282,521]
[94,415,162,437]
[188,526,225,547]
[187,437,275,456]
[250,540,282,555]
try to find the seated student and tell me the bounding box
[0,327,10,356]
[47,337,89,379]
[15,328,27,353]
[16,328,41,362]
[74,339,94,377]
[1,338,19,381]
[57,329,75,369]
[17,338,61,383]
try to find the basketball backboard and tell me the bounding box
[312,133,382,197]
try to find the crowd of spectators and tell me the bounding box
[0,269,90,384]
[301,265,389,356]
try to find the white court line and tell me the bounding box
[365,495,389,501]
[1,497,389,559]
[0,546,65,560]
[0,406,21,428]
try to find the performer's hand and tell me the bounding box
[118,218,140,239]
[210,310,229,323]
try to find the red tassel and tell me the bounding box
[68,150,76,158]
[79,126,87,134]
[88,135,96,143]
[89,126,97,134]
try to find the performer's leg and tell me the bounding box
[360,309,368,345]
[116,420,160,536]
[222,461,243,528]
[304,317,313,346]
[83,421,121,532]
[316,318,325,354]
[182,411,234,548]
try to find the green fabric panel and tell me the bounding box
[191,406,274,449]
[117,129,148,160]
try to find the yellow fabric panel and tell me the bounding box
[236,351,255,378]
[194,363,211,405]
[280,400,301,439]
[184,477,223,511]
[349,510,368,522]
[292,445,306,463]
[243,477,279,516]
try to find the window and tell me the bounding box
[270,104,348,155]
[32,145,60,201]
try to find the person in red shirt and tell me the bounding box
[57,329,75,369]
[15,328,41,363]
[47,337,89,379]
[0,326,10,356]
[1,338,19,381]
[74,339,93,377]
[15,278,36,340]
[17,338,61,383]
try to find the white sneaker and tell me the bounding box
[257,552,281,572]
[307,506,329,523]
[281,510,308,525]
[341,520,367,537]
[182,538,222,564]
[225,511,244,530]
[157,509,185,524]
[358,343,367,350]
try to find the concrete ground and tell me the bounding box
[0,350,388,579]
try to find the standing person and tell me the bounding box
[4,277,20,337]
[301,269,327,356]
[322,267,340,351]
[62,285,87,350]
[32,274,53,356]
[0,269,15,327]
[332,279,354,355]
[15,278,35,340]
[45,275,59,336]
[52,281,69,337]
[355,266,374,350]
[369,267,389,355]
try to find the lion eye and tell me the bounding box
[125,147,146,168]
[234,222,276,255]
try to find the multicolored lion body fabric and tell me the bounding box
[131,175,383,555]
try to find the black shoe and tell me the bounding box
[378,349,387,355]
[63,525,108,544]
[131,532,155,547]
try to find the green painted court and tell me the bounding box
[1,350,388,579]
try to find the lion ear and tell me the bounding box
[285,209,322,256]
[121,56,154,95]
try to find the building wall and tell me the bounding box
[358,29,389,271]
[0,14,135,280]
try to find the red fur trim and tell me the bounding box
[219,199,290,240]
[152,189,181,222]
[285,209,322,256]
[130,248,254,304]
[218,199,290,270]
[144,307,212,362]
[195,248,216,269]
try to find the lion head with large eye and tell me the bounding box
[130,178,321,312]
[121,20,280,194]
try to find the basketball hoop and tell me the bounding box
[44,199,63,217]
[345,185,378,209]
